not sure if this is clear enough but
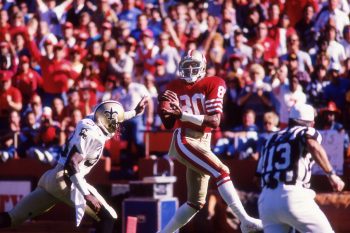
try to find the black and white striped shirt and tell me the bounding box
[256,126,322,189]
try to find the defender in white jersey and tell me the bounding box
[0,98,148,233]
[257,103,345,233]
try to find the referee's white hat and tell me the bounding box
[289,103,315,122]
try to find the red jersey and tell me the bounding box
[249,37,278,60]
[166,76,226,133]
[0,86,22,117]
[13,69,43,101]
[27,40,75,94]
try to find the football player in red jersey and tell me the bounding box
[158,50,263,233]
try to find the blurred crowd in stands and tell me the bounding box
[1,0,350,173]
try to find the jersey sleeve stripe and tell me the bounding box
[205,103,223,108]
[205,98,223,104]
[206,108,223,113]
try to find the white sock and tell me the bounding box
[159,203,198,233]
[217,180,249,221]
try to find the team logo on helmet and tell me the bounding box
[104,107,119,121]
[94,100,125,137]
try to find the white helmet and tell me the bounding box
[289,103,315,122]
[179,49,206,83]
[94,100,125,136]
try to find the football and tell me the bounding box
[158,99,172,112]
[157,100,176,129]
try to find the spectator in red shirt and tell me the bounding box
[249,22,278,62]
[135,29,159,74]
[265,3,281,40]
[26,32,76,106]
[13,55,43,106]
[275,13,297,56]
[0,71,22,129]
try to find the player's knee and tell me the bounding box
[221,165,230,175]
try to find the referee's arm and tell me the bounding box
[306,137,345,192]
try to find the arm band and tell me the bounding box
[124,110,136,121]
[180,112,204,126]
[70,173,90,196]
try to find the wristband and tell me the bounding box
[124,110,136,121]
[180,112,204,126]
[70,173,90,195]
